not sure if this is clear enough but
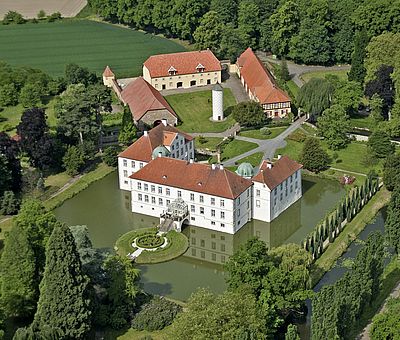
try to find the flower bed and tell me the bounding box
[136,234,165,249]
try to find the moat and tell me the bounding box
[55,171,345,301]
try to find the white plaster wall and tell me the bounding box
[118,157,147,191]
[252,181,272,222]
[150,71,222,90]
[212,89,224,121]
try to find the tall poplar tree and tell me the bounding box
[385,186,400,254]
[33,224,91,339]
[348,29,369,84]
[0,224,37,318]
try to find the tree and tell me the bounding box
[0,132,21,192]
[17,108,57,170]
[348,29,369,84]
[63,145,85,176]
[210,0,237,24]
[232,101,267,128]
[299,137,330,173]
[0,190,19,215]
[383,154,400,191]
[279,60,291,82]
[367,130,395,158]
[13,324,61,340]
[15,199,60,275]
[269,1,300,57]
[19,83,42,107]
[385,186,400,254]
[0,154,12,197]
[170,288,269,340]
[297,78,334,119]
[370,297,400,339]
[285,324,300,340]
[237,0,260,48]
[118,122,137,146]
[0,224,37,318]
[369,93,384,123]
[102,146,119,167]
[219,24,246,63]
[224,238,272,296]
[317,104,350,149]
[65,63,97,86]
[332,80,362,114]
[0,83,18,106]
[37,9,46,19]
[33,224,91,339]
[193,11,223,53]
[3,11,25,24]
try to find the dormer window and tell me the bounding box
[196,63,205,73]
[168,66,177,75]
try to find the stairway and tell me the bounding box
[159,218,174,233]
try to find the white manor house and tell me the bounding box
[118,121,303,234]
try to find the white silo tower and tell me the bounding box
[212,83,224,121]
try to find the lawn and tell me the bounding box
[220,139,258,162]
[0,20,186,77]
[287,80,300,97]
[300,69,348,83]
[195,137,224,151]
[0,97,58,135]
[349,114,374,130]
[240,127,286,140]
[166,89,237,133]
[227,152,264,172]
[104,325,173,340]
[274,130,384,175]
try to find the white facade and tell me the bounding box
[118,158,148,191]
[253,169,302,222]
[143,66,222,90]
[212,86,224,121]
[130,176,252,234]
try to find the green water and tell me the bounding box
[55,171,344,301]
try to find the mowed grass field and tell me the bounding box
[0,20,186,77]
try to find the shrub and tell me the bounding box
[102,146,119,167]
[0,191,19,215]
[260,127,271,136]
[132,296,182,331]
[3,11,25,25]
[368,130,395,158]
[37,10,46,19]
[63,145,85,176]
[47,12,62,22]
[198,136,206,144]
[287,130,307,142]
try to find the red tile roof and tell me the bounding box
[131,157,252,199]
[103,65,115,77]
[252,156,302,190]
[118,123,193,162]
[121,77,177,122]
[143,50,221,78]
[237,48,291,105]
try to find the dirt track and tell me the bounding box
[0,0,87,19]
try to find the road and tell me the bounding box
[256,52,350,88]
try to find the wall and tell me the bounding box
[136,109,178,130]
[118,157,147,190]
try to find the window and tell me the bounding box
[274,198,277,206]
[280,193,283,201]
[151,185,155,193]
[200,195,204,203]
[138,194,142,201]
[131,161,135,168]
[200,239,205,247]
[211,234,216,239]
[211,242,216,250]
[256,200,260,207]
[166,188,170,196]
[211,221,215,225]
[221,244,225,252]
[191,248,196,256]
[124,180,128,185]
[190,193,194,201]
[212,253,216,261]
[220,199,225,207]
[191,238,196,245]
[211,197,215,205]
[178,190,182,198]
[191,205,195,213]
[145,195,149,203]
[151,197,156,204]
[220,235,225,240]
[221,255,226,263]
[290,175,293,183]
[140,162,144,168]
[137,182,142,190]
[220,211,225,219]
[123,170,128,177]
[123,159,127,166]
[166,199,170,206]
[295,171,298,178]
[159,198,163,205]
[256,189,260,197]
[238,197,240,205]
[211,209,215,217]
[200,207,204,214]
[144,184,148,191]
[191,217,195,221]
[158,186,162,194]
[200,251,205,259]
[237,209,240,217]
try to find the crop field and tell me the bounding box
[0,20,186,77]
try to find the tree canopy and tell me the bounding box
[299,137,330,172]
[232,101,267,128]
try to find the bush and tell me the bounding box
[102,146,119,167]
[3,11,25,25]
[368,130,395,158]
[198,136,206,144]
[47,12,62,22]
[0,191,19,215]
[63,145,85,176]
[260,127,271,136]
[300,137,330,173]
[132,296,182,331]
[37,10,46,19]
[287,130,307,142]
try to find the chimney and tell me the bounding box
[267,163,272,169]
[189,159,194,164]
[277,154,282,160]
[220,164,224,170]
[211,164,216,170]
[161,119,167,126]
[144,130,148,137]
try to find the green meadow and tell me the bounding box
[0,19,186,77]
